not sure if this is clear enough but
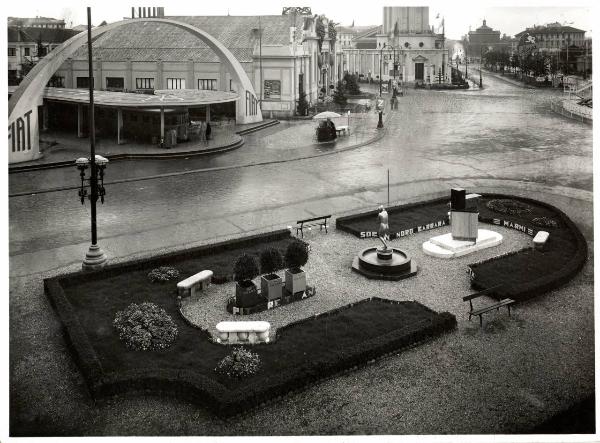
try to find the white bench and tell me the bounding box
[336,125,349,136]
[177,270,213,298]
[216,321,270,344]
[533,231,549,250]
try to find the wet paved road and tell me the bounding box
[9,74,592,275]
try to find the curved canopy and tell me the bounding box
[12,87,239,108]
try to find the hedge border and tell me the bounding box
[46,268,455,417]
[469,193,588,302]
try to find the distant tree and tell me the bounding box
[343,73,361,95]
[332,80,347,105]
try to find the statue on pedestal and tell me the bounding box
[377,205,390,249]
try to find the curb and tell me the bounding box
[9,119,282,174]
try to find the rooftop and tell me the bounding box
[7,27,81,44]
[70,15,307,63]
[515,25,585,37]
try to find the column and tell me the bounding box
[95,57,102,90]
[126,58,133,91]
[156,60,163,90]
[206,104,211,122]
[41,104,49,132]
[117,109,123,144]
[187,59,194,90]
[160,107,164,142]
[77,104,84,138]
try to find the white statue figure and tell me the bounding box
[377,205,390,248]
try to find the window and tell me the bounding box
[198,79,217,90]
[8,47,16,57]
[167,78,185,89]
[76,76,91,89]
[136,77,154,90]
[47,76,65,87]
[24,47,30,56]
[38,46,48,57]
[106,77,124,91]
[263,80,281,100]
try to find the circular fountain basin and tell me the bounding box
[352,247,418,281]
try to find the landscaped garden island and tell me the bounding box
[44,192,588,419]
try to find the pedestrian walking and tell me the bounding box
[205,122,212,141]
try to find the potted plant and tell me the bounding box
[259,248,283,301]
[284,240,309,295]
[233,254,262,308]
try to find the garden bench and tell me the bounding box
[296,215,331,238]
[177,270,213,298]
[533,231,549,250]
[216,321,270,344]
[336,125,349,136]
[463,285,515,326]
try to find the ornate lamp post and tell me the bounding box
[79,7,108,271]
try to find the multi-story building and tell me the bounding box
[514,23,586,53]
[8,24,80,84]
[341,6,449,85]
[336,24,380,49]
[51,8,335,118]
[7,16,66,29]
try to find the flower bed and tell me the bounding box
[45,264,455,417]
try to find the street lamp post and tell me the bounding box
[379,43,384,96]
[80,6,108,271]
[479,46,483,88]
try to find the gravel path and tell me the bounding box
[182,225,533,341]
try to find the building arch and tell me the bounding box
[8,17,262,164]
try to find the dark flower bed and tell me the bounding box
[336,199,449,239]
[45,259,455,417]
[215,348,261,379]
[147,266,180,283]
[486,199,532,216]
[472,194,587,302]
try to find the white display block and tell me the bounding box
[423,229,503,259]
[215,321,270,344]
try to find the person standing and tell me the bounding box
[205,121,212,141]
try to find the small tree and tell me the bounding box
[343,73,361,95]
[285,240,309,271]
[259,248,283,276]
[333,80,347,106]
[233,254,260,284]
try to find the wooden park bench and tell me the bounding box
[463,285,515,327]
[296,215,331,238]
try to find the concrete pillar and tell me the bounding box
[95,57,102,90]
[117,108,123,144]
[206,104,211,122]
[187,59,194,90]
[77,104,84,138]
[66,58,74,88]
[126,58,133,91]
[160,107,164,140]
[41,104,48,131]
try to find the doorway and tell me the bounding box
[415,63,424,81]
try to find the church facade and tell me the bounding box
[340,7,449,85]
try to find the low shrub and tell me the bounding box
[486,199,532,216]
[215,347,261,379]
[232,254,260,283]
[147,266,180,283]
[113,302,178,351]
[259,247,283,275]
[285,239,309,270]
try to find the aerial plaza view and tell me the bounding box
[6,1,595,440]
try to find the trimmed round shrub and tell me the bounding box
[113,302,178,351]
[259,247,283,275]
[233,254,260,283]
[147,266,180,283]
[486,199,532,216]
[285,240,309,270]
[532,216,559,228]
[215,347,261,379]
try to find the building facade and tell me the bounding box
[8,25,80,83]
[8,16,66,29]
[467,20,500,59]
[51,11,330,118]
[514,23,586,53]
[341,6,449,85]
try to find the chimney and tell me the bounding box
[131,7,135,18]
[138,7,142,18]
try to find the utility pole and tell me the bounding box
[259,16,263,104]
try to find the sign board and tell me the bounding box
[263,80,281,100]
[381,83,389,93]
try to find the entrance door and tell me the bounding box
[415,63,424,81]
